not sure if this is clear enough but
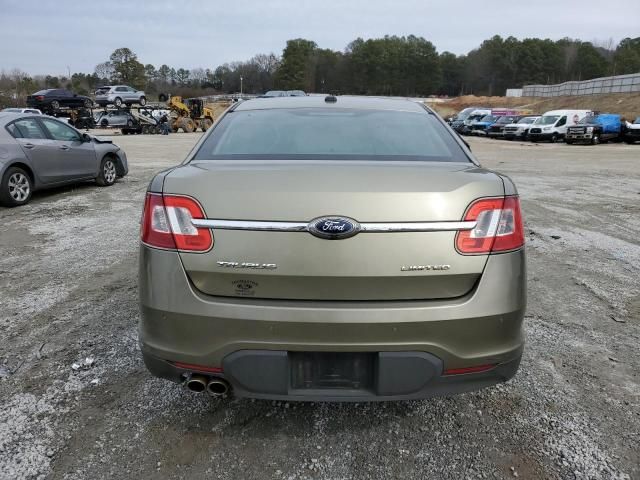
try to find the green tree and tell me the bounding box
[109,48,146,88]
[613,37,640,75]
[274,39,317,90]
[175,68,190,85]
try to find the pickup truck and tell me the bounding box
[623,117,640,144]
[565,114,622,145]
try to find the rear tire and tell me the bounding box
[202,118,213,131]
[96,156,117,187]
[139,96,147,106]
[114,97,123,107]
[84,99,93,108]
[50,100,60,110]
[1,166,33,207]
[126,119,134,128]
[179,118,195,133]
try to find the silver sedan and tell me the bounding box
[0,112,128,207]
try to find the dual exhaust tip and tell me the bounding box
[185,374,230,397]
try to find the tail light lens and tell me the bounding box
[141,193,212,252]
[456,196,524,254]
[36,95,44,101]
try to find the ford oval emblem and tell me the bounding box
[308,216,361,240]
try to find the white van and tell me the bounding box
[528,109,593,142]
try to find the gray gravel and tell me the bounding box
[0,133,638,479]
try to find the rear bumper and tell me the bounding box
[142,349,522,401]
[138,247,526,400]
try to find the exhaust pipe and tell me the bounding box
[185,374,208,393]
[206,378,230,397]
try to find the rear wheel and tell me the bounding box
[96,156,117,186]
[142,125,150,134]
[126,119,134,128]
[84,99,93,108]
[50,100,60,110]
[139,96,147,106]
[114,97,123,107]
[202,118,213,131]
[179,118,195,133]
[1,166,33,207]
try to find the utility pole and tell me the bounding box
[240,76,243,95]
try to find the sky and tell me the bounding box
[0,0,638,76]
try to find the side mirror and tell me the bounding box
[82,133,92,142]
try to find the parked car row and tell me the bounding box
[448,107,640,145]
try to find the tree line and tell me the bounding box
[1,35,639,105]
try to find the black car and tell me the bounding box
[26,89,93,111]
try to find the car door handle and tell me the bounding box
[59,145,70,150]
[23,143,35,149]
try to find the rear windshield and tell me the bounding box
[193,108,470,162]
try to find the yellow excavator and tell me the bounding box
[167,96,215,133]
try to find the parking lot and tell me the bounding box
[1,133,638,479]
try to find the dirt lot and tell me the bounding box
[1,133,639,480]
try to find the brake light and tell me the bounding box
[456,196,524,254]
[443,364,496,375]
[36,96,44,101]
[141,193,212,252]
[173,361,223,373]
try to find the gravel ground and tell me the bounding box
[0,133,638,480]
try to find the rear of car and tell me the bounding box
[138,97,526,401]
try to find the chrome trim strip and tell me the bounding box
[191,219,476,232]
[191,219,309,231]
[360,221,476,232]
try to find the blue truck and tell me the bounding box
[565,113,622,145]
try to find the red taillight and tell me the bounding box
[141,193,213,252]
[456,196,524,255]
[35,95,44,101]
[443,364,496,375]
[173,362,223,374]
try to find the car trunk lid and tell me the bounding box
[163,161,505,301]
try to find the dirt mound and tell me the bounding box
[432,93,640,120]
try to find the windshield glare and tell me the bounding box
[520,117,537,124]
[194,108,469,162]
[538,115,559,125]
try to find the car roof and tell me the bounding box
[235,96,428,113]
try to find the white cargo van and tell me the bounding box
[528,109,593,142]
